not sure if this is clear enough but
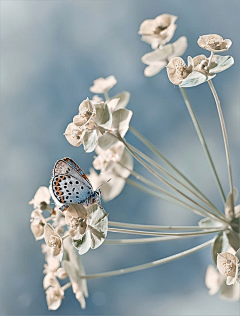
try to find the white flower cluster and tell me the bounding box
[166,34,234,87]
[29,186,106,310]
[139,14,187,77]
[65,76,134,201]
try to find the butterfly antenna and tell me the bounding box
[96,178,111,191]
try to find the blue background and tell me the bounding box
[1,0,240,315]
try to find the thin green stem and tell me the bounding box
[126,178,215,218]
[82,239,213,279]
[119,135,228,224]
[128,143,222,217]
[129,125,213,204]
[180,86,226,205]
[208,80,235,218]
[108,220,223,231]
[108,227,223,237]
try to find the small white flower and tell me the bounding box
[139,14,177,48]
[45,279,64,310]
[198,34,232,52]
[90,76,117,94]
[141,37,187,77]
[29,186,51,209]
[65,204,108,255]
[205,265,240,301]
[30,210,45,240]
[65,98,113,152]
[217,252,239,285]
[44,224,63,261]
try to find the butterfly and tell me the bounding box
[49,157,101,211]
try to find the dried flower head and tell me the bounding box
[65,98,113,152]
[139,14,177,48]
[166,53,234,88]
[166,56,192,85]
[73,98,96,128]
[29,186,51,209]
[45,279,64,310]
[44,223,63,261]
[192,54,209,73]
[141,36,187,77]
[217,252,239,285]
[90,75,117,94]
[30,210,45,240]
[64,122,83,147]
[65,204,108,255]
[198,34,232,52]
[205,265,240,301]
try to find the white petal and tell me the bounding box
[144,62,166,77]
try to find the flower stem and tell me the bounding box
[208,51,214,68]
[126,178,214,218]
[129,125,213,205]
[208,80,235,218]
[108,227,223,237]
[119,135,228,224]
[128,142,222,217]
[104,234,200,245]
[82,239,213,279]
[179,86,226,204]
[103,91,109,101]
[62,233,70,240]
[108,220,223,231]
[61,282,71,291]
[45,215,54,223]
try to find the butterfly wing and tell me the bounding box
[50,174,94,206]
[53,158,92,188]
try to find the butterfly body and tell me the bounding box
[49,158,101,211]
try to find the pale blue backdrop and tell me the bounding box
[1,0,240,315]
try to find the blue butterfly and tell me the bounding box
[49,157,101,211]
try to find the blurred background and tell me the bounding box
[1,0,240,315]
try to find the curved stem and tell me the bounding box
[126,177,209,217]
[108,227,223,237]
[82,239,213,279]
[119,135,228,225]
[128,143,222,217]
[104,234,203,245]
[108,220,223,231]
[180,86,226,204]
[129,126,213,204]
[61,282,71,291]
[208,80,235,218]
[120,162,204,213]
[208,51,214,68]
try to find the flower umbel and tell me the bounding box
[29,11,240,312]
